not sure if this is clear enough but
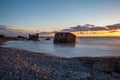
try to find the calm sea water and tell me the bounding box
[1,37,120,57]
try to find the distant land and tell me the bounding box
[0,23,120,37]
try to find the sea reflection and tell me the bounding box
[1,37,120,57]
[53,43,78,48]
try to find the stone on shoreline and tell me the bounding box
[75,57,120,74]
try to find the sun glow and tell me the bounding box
[72,29,120,37]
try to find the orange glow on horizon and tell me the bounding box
[72,29,120,37]
[14,27,120,37]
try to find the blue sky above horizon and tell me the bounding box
[0,0,120,31]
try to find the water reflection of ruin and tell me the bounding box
[54,32,77,43]
[53,43,78,48]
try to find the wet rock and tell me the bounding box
[115,60,120,73]
[111,72,120,78]
[46,37,50,40]
[92,57,120,73]
[93,61,114,73]
[76,72,91,80]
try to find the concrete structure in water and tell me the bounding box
[28,33,39,41]
[54,32,76,43]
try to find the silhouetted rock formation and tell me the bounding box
[0,34,23,41]
[28,33,39,41]
[0,34,6,39]
[46,37,50,40]
[17,35,27,40]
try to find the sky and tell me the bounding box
[0,0,120,32]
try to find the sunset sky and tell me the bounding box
[0,0,120,32]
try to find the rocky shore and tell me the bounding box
[0,39,6,45]
[0,47,120,80]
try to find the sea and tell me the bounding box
[1,37,120,57]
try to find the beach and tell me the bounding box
[0,46,120,80]
[0,38,6,45]
[1,0,120,79]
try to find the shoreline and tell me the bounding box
[0,38,7,45]
[0,47,120,80]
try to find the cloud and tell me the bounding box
[70,25,89,31]
[62,23,120,31]
[0,25,33,36]
[38,32,53,35]
[89,27,107,31]
[62,24,103,31]
[0,25,9,30]
[106,23,120,30]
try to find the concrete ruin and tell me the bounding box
[28,33,39,41]
[54,32,76,43]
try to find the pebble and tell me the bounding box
[0,47,120,80]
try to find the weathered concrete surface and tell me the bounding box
[54,32,76,43]
[28,33,39,41]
